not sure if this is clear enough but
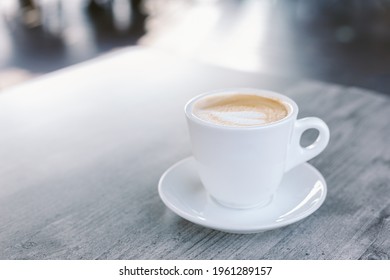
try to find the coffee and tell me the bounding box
[192,93,289,127]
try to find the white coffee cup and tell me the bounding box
[185,88,330,209]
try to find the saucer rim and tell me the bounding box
[158,157,327,233]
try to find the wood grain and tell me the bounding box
[0,48,389,260]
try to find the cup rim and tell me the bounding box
[184,88,299,130]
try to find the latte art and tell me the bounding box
[192,94,289,127]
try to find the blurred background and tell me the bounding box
[0,0,389,94]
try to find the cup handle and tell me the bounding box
[285,117,330,172]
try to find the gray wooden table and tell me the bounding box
[0,47,389,260]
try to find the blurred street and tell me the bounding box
[0,0,390,94]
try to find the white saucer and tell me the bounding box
[158,157,327,234]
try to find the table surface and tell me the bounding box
[0,47,389,260]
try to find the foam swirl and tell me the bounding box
[193,94,288,127]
